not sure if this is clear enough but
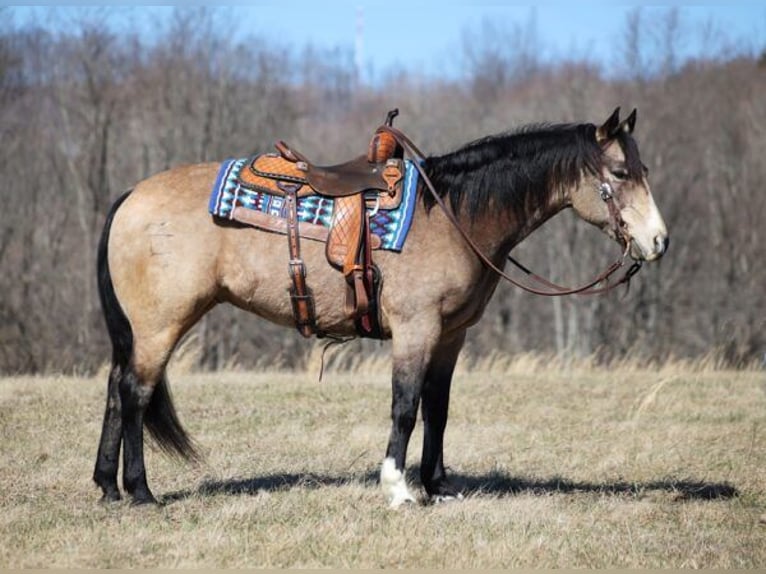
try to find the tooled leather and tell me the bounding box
[326,195,364,270]
[368,131,398,163]
[238,152,403,209]
[238,154,315,198]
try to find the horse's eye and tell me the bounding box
[611,168,629,180]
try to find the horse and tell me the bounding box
[93,107,668,507]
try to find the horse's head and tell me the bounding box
[571,108,669,262]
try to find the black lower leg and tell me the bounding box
[420,333,464,498]
[385,364,423,472]
[420,380,458,497]
[119,369,156,505]
[93,365,124,502]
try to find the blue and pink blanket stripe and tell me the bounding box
[208,157,419,252]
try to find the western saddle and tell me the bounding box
[235,110,405,339]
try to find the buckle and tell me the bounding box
[288,259,306,279]
[598,181,614,205]
[599,182,614,201]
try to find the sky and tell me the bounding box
[9,3,766,82]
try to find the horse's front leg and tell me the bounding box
[420,330,466,502]
[381,320,439,507]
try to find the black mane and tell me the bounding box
[422,122,641,220]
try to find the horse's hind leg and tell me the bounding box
[93,190,130,502]
[119,328,194,505]
[94,184,209,504]
[94,338,169,505]
[94,320,195,504]
[95,358,164,504]
[94,360,156,504]
[119,360,159,504]
[93,340,165,505]
[93,364,124,502]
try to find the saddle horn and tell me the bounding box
[369,109,401,163]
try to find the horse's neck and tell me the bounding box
[451,173,571,261]
[503,185,570,249]
[426,124,600,256]
[424,138,581,260]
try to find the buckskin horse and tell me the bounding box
[94,108,668,507]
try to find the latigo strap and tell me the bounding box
[281,182,318,338]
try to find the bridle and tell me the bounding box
[377,124,643,297]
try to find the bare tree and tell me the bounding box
[0,7,763,373]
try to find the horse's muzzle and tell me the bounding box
[632,233,669,262]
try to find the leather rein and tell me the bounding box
[377,125,643,297]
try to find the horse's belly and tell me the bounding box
[217,229,374,337]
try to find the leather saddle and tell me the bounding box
[237,145,403,210]
[233,110,405,339]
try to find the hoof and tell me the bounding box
[430,492,464,505]
[425,479,463,504]
[389,492,418,509]
[381,458,418,508]
[99,490,122,504]
[130,493,158,506]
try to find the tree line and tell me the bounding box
[1,7,763,373]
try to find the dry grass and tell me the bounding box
[1,357,765,567]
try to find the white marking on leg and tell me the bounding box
[380,457,416,507]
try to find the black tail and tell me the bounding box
[97,190,199,462]
[97,190,134,369]
[144,373,200,462]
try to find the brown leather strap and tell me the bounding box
[281,182,317,337]
[275,140,306,164]
[356,210,382,337]
[346,267,369,317]
[376,125,642,297]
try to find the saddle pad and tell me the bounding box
[209,157,419,252]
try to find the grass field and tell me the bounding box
[1,356,764,567]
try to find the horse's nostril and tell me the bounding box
[655,235,669,255]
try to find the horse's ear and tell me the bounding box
[596,107,621,143]
[620,108,637,134]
